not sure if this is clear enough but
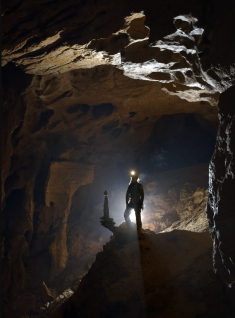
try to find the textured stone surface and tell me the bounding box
[45,161,94,278]
[53,227,233,318]
[2,12,233,107]
[143,163,209,233]
[161,210,208,233]
[1,0,235,316]
[1,64,32,208]
[206,86,235,308]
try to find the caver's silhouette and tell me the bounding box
[124,171,144,231]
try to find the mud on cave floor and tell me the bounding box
[52,223,234,318]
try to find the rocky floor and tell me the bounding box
[161,209,209,233]
[52,222,234,318]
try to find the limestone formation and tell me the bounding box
[2,9,234,107]
[2,0,235,317]
[45,161,94,278]
[206,86,235,308]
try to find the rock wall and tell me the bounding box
[206,86,235,307]
[143,163,209,233]
[43,161,94,278]
[1,0,235,316]
[1,64,32,209]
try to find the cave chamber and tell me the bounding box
[1,1,235,317]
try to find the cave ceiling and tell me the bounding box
[4,4,233,172]
[3,1,235,172]
[2,0,235,107]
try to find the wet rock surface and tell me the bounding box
[53,225,234,318]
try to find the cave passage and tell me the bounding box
[2,3,235,317]
[2,62,220,316]
[96,112,218,228]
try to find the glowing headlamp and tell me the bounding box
[131,171,135,175]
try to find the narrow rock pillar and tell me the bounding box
[103,190,109,219]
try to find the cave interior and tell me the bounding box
[1,0,235,317]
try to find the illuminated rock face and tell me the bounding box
[2,11,234,106]
[144,163,209,233]
[43,161,94,278]
[206,86,235,308]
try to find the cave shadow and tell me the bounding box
[100,219,232,318]
[100,219,172,317]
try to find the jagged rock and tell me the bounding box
[161,210,209,233]
[53,227,233,317]
[173,15,197,33]
[2,12,234,106]
[206,85,235,308]
[137,163,210,233]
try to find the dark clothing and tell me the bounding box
[124,181,144,230]
[126,182,144,207]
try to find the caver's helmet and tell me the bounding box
[130,170,138,178]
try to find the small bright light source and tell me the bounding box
[131,171,135,175]
[129,209,145,223]
[130,209,136,222]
